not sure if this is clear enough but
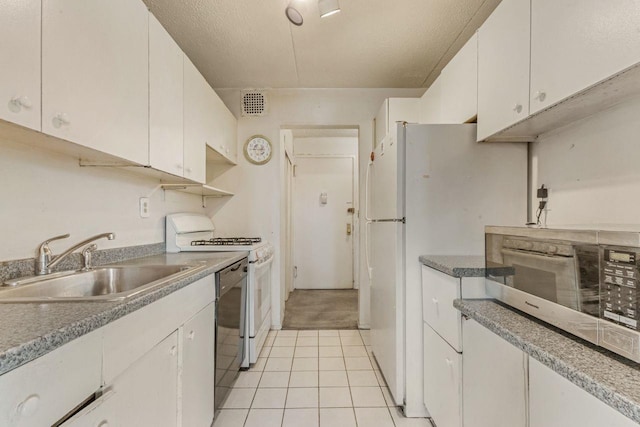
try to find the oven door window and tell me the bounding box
[502,248,579,310]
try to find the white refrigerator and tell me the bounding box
[367,123,527,417]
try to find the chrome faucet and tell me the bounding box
[35,233,116,275]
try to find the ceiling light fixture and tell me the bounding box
[318,0,340,18]
[285,6,304,26]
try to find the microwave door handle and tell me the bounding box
[500,248,573,264]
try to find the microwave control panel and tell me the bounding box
[602,248,638,330]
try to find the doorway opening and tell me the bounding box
[280,127,360,329]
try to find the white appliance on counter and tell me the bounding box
[366,123,527,417]
[165,213,274,368]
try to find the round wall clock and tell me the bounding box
[244,135,273,165]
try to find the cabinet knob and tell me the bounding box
[534,91,547,102]
[52,113,71,128]
[188,330,195,340]
[512,104,523,114]
[445,358,453,367]
[185,167,192,174]
[97,421,109,427]
[431,298,439,305]
[16,394,39,417]
[169,345,177,356]
[175,164,183,170]
[9,96,32,112]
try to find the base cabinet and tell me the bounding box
[181,303,215,427]
[423,324,462,427]
[64,332,179,427]
[462,318,527,427]
[529,358,638,427]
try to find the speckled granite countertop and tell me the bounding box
[0,251,248,376]
[454,299,640,423]
[420,255,514,278]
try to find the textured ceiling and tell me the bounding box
[143,0,501,89]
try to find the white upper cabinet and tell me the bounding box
[149,14,184,177]
[42,0,149,165]
[530,0,640,114]
[440,33,478,124]
[209,89,238,163]
[477,0,530,141]
[183,57,207,184]
[418,79,442,124]
[0,0,41,131]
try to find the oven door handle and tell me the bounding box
[500,248,573,263]
[252,253,275,268]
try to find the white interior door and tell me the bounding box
[293,157,354,289]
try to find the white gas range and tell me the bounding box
[166,213,274,368]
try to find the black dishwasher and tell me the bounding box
[214,258,248,412]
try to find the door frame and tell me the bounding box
[291,153,359,291]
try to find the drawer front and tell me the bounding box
[422,265,462,351]
[0,329,102,427]
[423,324,462,427]
[103,275,214,384]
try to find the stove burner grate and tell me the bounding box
[190,237,262,246]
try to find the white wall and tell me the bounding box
[293,137,358,157]
[531,96,640,226]
[213,88,424,329]
[0,136,205,261]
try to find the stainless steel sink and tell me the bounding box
[0,265,198,303]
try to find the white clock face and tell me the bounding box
[245,136,272,165]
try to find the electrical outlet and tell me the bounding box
[139,197,150,218]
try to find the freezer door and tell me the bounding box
[370,220,404,406]
[372,133,402,220]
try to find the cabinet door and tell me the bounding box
[61,390,119,427]
[530,0,640,114]
[111,331,179,427]
[0,0,41,131]
[462,318,527,427]
[418,79,441,124]
[529,358,638,427]
[181,303,215,427]
[421,266,462,351]
[0,330,102,427]
[423,324,462,427]
[209,90,238,162]
[183,57,207,184]
[477,0,530,141]
[149,14,184,177]
[440,33,478,124]
[42,0,149,165]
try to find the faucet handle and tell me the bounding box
[35,234,70,275]
[37,234,70,255]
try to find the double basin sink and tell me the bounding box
[0,264,201,303]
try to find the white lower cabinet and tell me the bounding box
[529,358,638,427]
[64,331,179,427]
[462,318,527,427]
[0,330,102,427]
[0,274,217,427]
[423,324,462,427]
[181,303,215,427]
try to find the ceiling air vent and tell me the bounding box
[241,90,268,117]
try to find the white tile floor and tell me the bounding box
[213,329,432,427]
